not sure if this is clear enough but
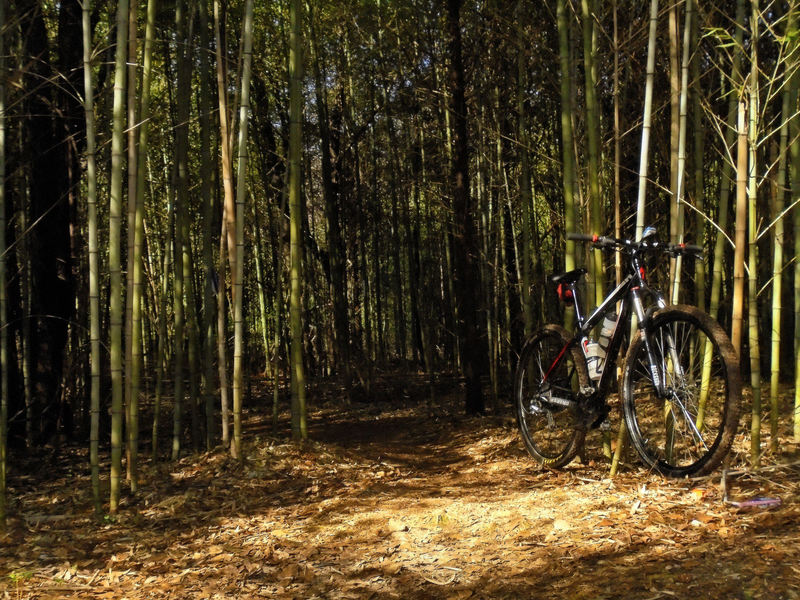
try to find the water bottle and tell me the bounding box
[584,340,603,381]
[587,314,616,381]
[598,313,616,353]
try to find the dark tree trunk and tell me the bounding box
[20,0,80,441]
[447,0,487,414]
[311,37,350,377]
[408,126,425,366]
[252,75,285,204]
[504,201,522,359]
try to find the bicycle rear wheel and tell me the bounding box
[622,305,741,477]
[515,324,588,468]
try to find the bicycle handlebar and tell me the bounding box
[668,242,703,257]
[566,232,703,258]
[566,232,626,249]
[566,232,614,245]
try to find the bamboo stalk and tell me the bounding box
[634,0,659,240]
[0,0,8,528]
[289,0,307,440]
[747,1,761,468]
[232,0,255,459]
[770,7,794,453]
[670,0,693,304]
[109,0,130,514]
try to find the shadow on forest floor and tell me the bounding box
[2,372,800,599]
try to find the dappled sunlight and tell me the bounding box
[1,386,799,598]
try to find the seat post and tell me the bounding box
[569,282,584,326]
[551,268,587,328]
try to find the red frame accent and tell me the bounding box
[543,342,570,382]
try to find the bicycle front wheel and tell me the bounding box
[515,324,588,468]
[622,305,741,477]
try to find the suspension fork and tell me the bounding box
[631,289,666,397]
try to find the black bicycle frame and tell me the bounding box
[552,246,669,403]
[573,275,634,399]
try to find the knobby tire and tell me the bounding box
[622,305,741,477]
[515,324,589,468]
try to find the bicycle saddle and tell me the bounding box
[550,268,586,285]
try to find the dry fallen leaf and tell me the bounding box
[596,518,615,527]
[552,519,571,531]
[5,388,798,600]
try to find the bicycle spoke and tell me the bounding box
[520,230,741,477]
[668,392,709,451]
[623,306,740,477]
[515,326,587,468]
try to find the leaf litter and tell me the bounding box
[1,374,799,599]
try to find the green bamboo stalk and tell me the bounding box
[271,200,284,433]
[789,8,800,443]
[691,7,705,313]
[731,99,748,360]
[634,0,659,239]
[670,0,693,304]
[0,0,8,529]
[21,201,31,449]
[130,0,157,493]
[214,0,234,444]
[232,0,255,459]
[172,178,185,461]
[183,199,201,453]
[608,0,623,475]
[581,0,603,307]
[613,0,659,476]
[710,0,745,328]
[770,7,795,453]
[252,201,271,376]
[152,194,172,460]
[125,0,139,491]
[198,0,216,451]
[172,0,192,462]
[557,0,578,279]
[182,6,201,453]
[218,216,230,444]
[82,0,101,516]
[668,2,680,255]
[289,0,307,440]
[517,0,533,337]
[747,1,761,468]
[109,0,130,514]
[699,0,746,426]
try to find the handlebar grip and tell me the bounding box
[566,233,616,247]
[670,243,703,257]
[566,232,595,242]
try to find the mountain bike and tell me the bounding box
[514,227,741,477]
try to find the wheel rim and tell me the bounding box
[627,315,729,473]
[517,331,581,460]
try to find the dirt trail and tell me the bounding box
[1,382,799,599]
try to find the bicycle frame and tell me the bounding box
[516,229,739,476]
[572,276,634,398]
[558,244,671,403]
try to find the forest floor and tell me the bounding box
[2,373,800,599]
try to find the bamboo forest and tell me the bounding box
[2,0,800,597]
